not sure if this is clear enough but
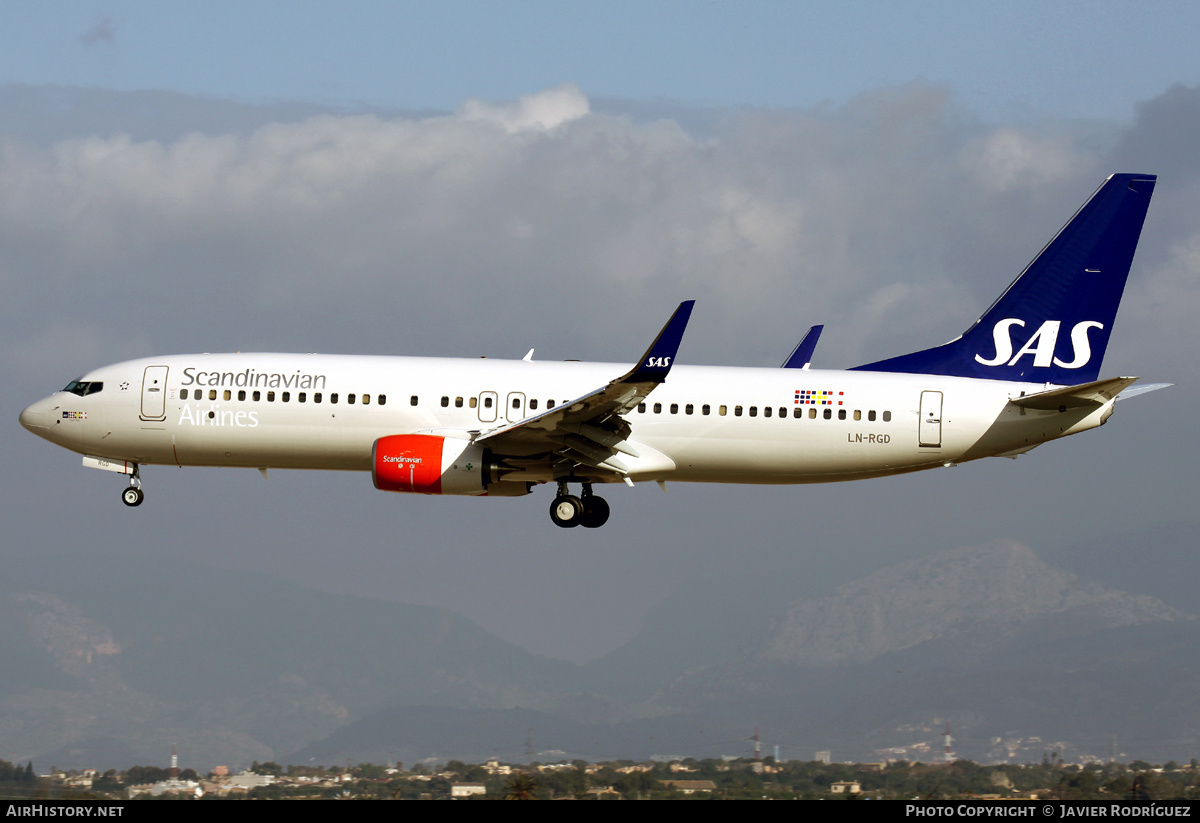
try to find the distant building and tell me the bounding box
[831,781,861,794]
[663,780,717,795]
[451,783,487,799]
[144,778,201,798]
[226,771,275,790]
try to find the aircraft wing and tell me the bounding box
[1009,376,1140,410]
[472,301,695,476]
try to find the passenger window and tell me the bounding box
[749,406,758,417]
[362,394,370,405]
[883,411,892,422]
[793,408,802,418]
[467,397,474,408]
[653,403,662,414]
[331,393,338,404]
[253,391,261,401]
[868,410,876,422]
[238,390,246,401]
[530,399,538,410]
[779,407,786,418]
[282,392,290,402]
[267,391,275,402]
[347,393,356,405]
[512,398,520,409]
[180,389,189,400]
[548,400,556,408]
[670,403,678,414]
[483,397,491,408]
[453,397,462,407]
[809,408,816,419]
[299,392,306,403]
[314,393,322,403]
[838,409,846,420]
[854,409,861,421]
[209,390,217,401]
[411,395,419,406]
[823,408,831,419]
[441,396,449,407]
[224,390,232,401]
[702,404,710,415]
[764,406,772,418]
[638,403,646,413]
[378,395,386,406]
[719,405,727,416]
[734,406,743,417]
[685,404,694,415]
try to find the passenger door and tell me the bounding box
[140,366,169,421]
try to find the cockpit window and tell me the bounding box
[62,381,103,397]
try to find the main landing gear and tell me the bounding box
[549,481,610,529]
[121,464,144,507]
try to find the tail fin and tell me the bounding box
[852,173,1156,384]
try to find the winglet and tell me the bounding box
[621,300,695,384]
[782,324,824,369]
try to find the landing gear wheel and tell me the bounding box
[580,495,610,528]
[122,486,144,507]
[550,495,584,528]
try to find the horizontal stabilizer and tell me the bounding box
[1115,382,1173,402]
[1009,376,1139,410]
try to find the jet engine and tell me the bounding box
[372,434,507,495]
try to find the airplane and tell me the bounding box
[20,173,1167,529]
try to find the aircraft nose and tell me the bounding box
[19,399,50,432]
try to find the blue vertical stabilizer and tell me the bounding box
[852,173,1156,384]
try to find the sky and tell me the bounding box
[2,2,1198,663]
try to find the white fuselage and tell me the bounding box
[20,352,1113,488]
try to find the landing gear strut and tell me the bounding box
[121,464,143,507]
[549,481,609,528]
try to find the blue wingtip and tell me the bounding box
[624,300,695,383]
[782,324,824,369]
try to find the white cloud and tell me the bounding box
[458,84,590,133]
[960,128,1093,192]
[0,82,1191,374]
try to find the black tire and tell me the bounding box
[580,495,610,528]
[549,495,583,528]
[122,487,144,507]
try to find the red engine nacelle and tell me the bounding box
[372,434,490,495]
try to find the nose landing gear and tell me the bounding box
[121,464,143,507]
[549,481,610,528]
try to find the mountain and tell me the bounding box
[0,554,583,770]
[4,536,1198,769]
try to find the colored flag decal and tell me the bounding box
[62,411,87,419]
[794,390,844,406]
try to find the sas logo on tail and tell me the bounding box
[646,356,672,368]
[975,319,1103,369]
